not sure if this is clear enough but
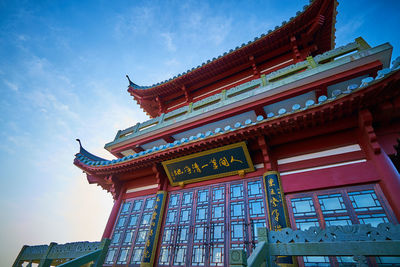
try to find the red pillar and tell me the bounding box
[371,149,400,220]
[258,135,297,266]
[102,192,123,239]
[359,110,400,220]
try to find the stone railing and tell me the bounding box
[229,223,400,267]
[13,238,110,267]
[106,37,377,149]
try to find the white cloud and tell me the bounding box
[3,79,19,92]
[335,16,365,46]
[186,12,203,29]
[0,142,15,154]
[1,126,34,154]
[161,32,176,52]
[17,34,28,41]
[179,6,233,46]
[207,18,232,45]
[25,89,79,123]
[164,58,180,67]
[114,6,156,37]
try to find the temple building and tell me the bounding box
[73,0,400,266]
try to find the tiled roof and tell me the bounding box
[128,3,311,90]
[107,39,386,150]
[127,0,338,118]
[75,58,400,169]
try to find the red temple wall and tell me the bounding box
[281,161,379,194]
[104,111,400,243]
[113,121,400,216]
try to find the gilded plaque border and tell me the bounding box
[162,141,255,186]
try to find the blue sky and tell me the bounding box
[0,0,399,265]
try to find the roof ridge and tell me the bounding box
[75,62,400,169]
[127,1,315,90]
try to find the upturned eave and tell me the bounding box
[75,68,400,179]
[128,0,338,117]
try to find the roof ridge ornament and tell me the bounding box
[76,138,82,148]
[75,138,107,162]
[126,75,136,87]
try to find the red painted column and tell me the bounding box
[102,191,123,239]
[371,149,400,220]
[359,110,400,220]
[258,135,297,266]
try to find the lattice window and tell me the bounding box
[212,187,224,202]
[159,246,172,265]
[104,194,156,266]
[130,248,144,265]
[230,201,245,219]
[192,245,206,266]
[197,189,209,204]
[122,229,135,245]
[230,184,244,200]
[128,213,139,227]
[286,184,397,267]
[196,206,208,222]
[173,245,187,265]
[116,247,129,264]
[121,202,131,213]
[210,245,224,266]
[104,248,117,265]
[212,203,224,220]
[158,177,268,266]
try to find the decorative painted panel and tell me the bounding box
[158,177,268,266]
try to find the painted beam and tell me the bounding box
[108,44,388,153]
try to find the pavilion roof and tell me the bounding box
[75,62,400,180]
[128,0,338,117]
[107,39,389,152]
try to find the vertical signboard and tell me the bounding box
[263,171,296,266]
[141,191,167,267]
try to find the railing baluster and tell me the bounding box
[229,249,248,267]
[38,242,57,267]
[13,239,110,267]
[12,245,28,267]
[229,223,400,267]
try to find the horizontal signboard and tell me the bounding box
[162,142,254,186]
